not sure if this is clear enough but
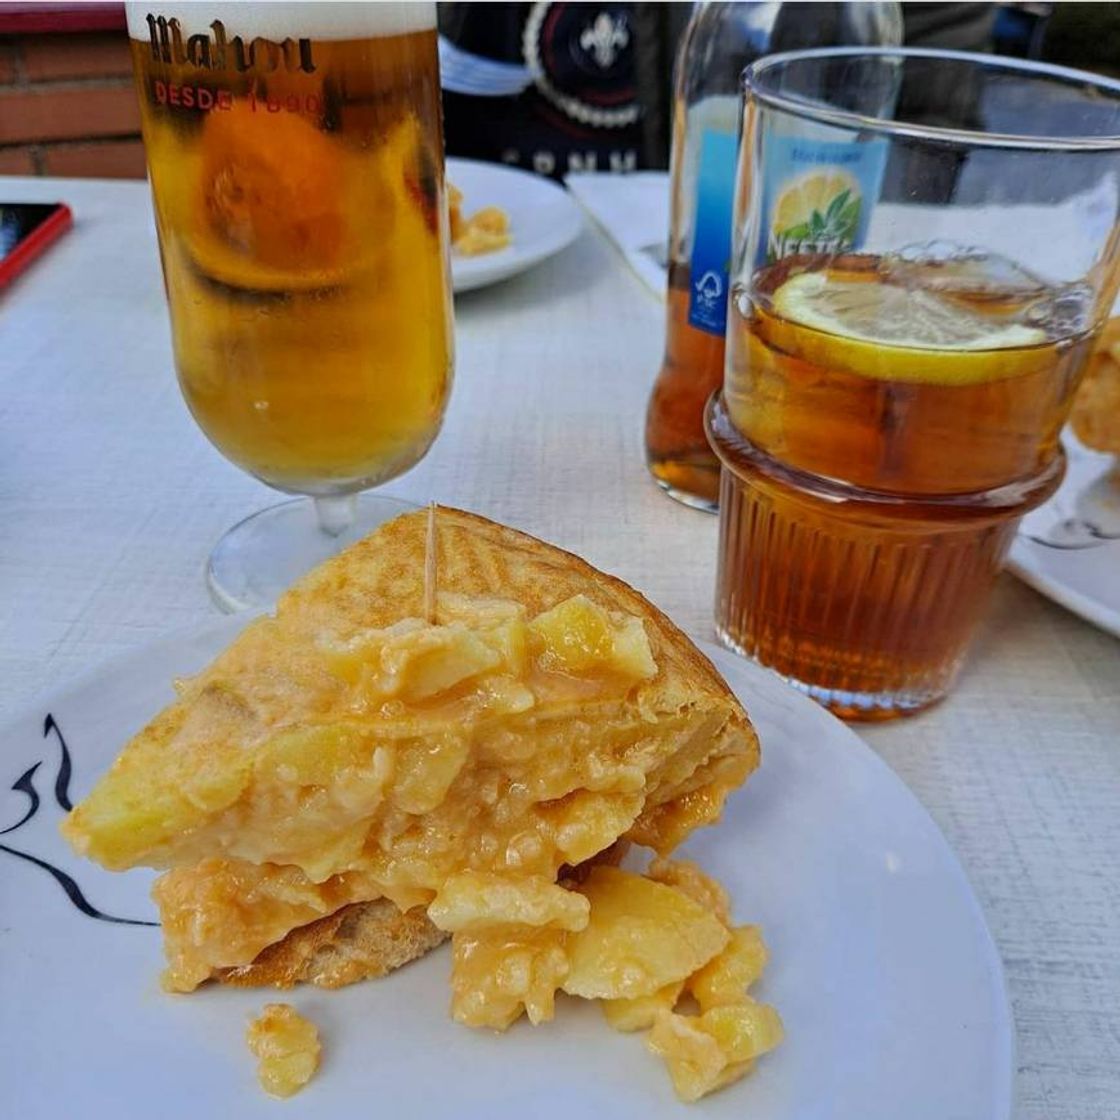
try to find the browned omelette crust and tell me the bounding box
[281,506,758,852]
[64,505,758,870]
[1071,317,1120,455]
[281,506,740,696]
[64,508,758,991]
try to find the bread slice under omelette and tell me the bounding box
[214,839,629,991]
[62,507,759,991]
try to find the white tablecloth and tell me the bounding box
[1,176,1118,1120]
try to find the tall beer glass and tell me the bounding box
[709,49,1120,719]
[125,2,452,608]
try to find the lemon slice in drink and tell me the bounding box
[770,271,1049,385]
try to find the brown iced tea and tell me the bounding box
[645,262,725,509]
[709,252,1094,718]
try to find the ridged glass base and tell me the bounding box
[706,395,1064,720]
[714,623,953,722]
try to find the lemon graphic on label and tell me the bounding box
[770,170,861,258]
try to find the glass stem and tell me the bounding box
[314,494,358,538]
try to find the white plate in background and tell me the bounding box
[449,158,583,292]
[1008,432,1120,638]
[0,620,1011,1119]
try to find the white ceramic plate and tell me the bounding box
[1008,432,1120,638]
[0,620,1011,1119]
[448,157,583,292]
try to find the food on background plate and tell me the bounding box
[449,182,511,256]
[246,1003,321,1098]
[1071,316,1120,455]
[62,507,777,1100]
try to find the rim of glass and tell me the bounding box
[744,47,1120,152]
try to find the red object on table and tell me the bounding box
[0,202,73,288]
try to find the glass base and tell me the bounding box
[646,448,721,513]
[714,623,951,723]
[207,493,420,613]
[652,476,720,514]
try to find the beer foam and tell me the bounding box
[125,2,435,43]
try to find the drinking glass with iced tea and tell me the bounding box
[708,49,1120,719]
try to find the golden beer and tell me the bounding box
[127,3,452,494]
[710,252,1094,718]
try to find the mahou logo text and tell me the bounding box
[145,14,315,74]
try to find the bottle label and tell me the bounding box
[687,128,739,337]
[757,132,889,264]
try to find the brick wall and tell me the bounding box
[0,21,146,179]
